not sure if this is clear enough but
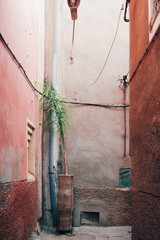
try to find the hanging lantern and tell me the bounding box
[67,0,81,20]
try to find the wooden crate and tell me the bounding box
[57,175,74,232]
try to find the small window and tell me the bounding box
[119,168,130,187]
[27,120,35,180]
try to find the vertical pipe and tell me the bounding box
[123,76,127,158]
[49,123,57,226]
[49,0,58,226]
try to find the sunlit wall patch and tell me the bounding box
[148,0,160,40]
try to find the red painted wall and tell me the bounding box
[0,181,38,240]
[0,1,41,239]
[129,0,160,239]
[129,0,149,76]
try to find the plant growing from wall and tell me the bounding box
[40,82,71,173]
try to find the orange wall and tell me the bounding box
[129,0,149,76]
[129,0,160,239]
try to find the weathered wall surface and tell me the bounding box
[56,0,131,226]
[0,0,44,238]
[0,0,39,182]
[0,181,38,240]
[129,0,149,76]
[73,187,131,227]
[60,0,130,186]
[129,0,160,239]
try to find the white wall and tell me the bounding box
[57,0,130,187]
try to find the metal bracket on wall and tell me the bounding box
[67,0,81,64]
[124,0,130,22]
[67,0,81,20]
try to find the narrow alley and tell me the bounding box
[0,0,160,240]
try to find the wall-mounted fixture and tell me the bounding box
[67,0,81,20]
[124,0,130,22]
[67,0,81,63]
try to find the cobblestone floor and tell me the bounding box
[31,226,132,240]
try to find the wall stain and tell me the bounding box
[0,146,23,183]
[152,114,156,123]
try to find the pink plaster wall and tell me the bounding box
[0,1,43,239]
[0,0,39,182]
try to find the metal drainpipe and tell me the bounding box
[49,0,58,226]
[123,76,127,158]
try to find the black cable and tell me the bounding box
[0,32,129,109]
[0,33,42,96]
[128,25,160,83]
[138,190,160,198]
[90,4,124,86]
[66,101,129,109]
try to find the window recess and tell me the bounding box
[27,120,35,181]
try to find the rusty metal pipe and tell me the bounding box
[123,81,127,158]
[123,76,128,158]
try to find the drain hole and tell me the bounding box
[80,212,99,226]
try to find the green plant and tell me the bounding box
[40,82,71,147]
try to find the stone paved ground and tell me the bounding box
[31,226,131,240]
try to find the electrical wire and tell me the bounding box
[0,32,129,109]
[0,33,42,96]
[138,190,160,198]
[1,10,159,110]
[127,25,160,83]
[66,101,129,109]
[90,4,124,86]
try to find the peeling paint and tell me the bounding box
[0,181,38,240]
[152,114,156,123]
